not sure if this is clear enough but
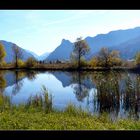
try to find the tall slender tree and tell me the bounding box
[12,44,23,68]
[71,37,90,69]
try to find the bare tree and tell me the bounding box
[12,44,23,68]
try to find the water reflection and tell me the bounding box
[0,70,140,120]
[24,70,38,81]
[0,71,6,93]
[12,70,24,95]
[121,73,140,120]
[71,72,90,101]
[92,71,121,114]
[92,71,140,120]
[11,70,40,95]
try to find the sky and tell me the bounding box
[0,10,140,56]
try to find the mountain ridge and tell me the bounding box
[1,26,140,62]
[0,40,35,63]
[45,26,140,61]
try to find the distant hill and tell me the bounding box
[39,52,50,61]
[27,51,50,61]
[45,26,140,61]
[2,26,140,63]
[46,39,73,62]
[26,50,40,60]
[85,27,140,54]
[110,35,140,59]
[0,40,35,63]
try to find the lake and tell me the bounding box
[0,70,140,121]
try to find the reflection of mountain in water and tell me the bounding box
[1,70,140,120]
[51,72,72,87]
[50,71,95,89]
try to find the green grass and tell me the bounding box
[0,105,140,130]
[0,87,140,130]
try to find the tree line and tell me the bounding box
[0,43,37,68]
[0,39,140,69]
[71,37,140,69]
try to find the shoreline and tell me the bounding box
[0,66,138,71]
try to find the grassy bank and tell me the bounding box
[0,111,139,130]
[0,105,140,130]
[0,88,140,130]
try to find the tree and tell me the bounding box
[135,52,140,67]
[0,71,6,93]
[0,43,6,66]
[26,57,36,67]
[12,44,23,68]
[17,59,24,67]
[94,47,122,67]
[109,50,122,66]
[97,47,111,67]
[89,57,98,67]
[71,37,90,69]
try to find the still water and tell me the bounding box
[0,70,140,120]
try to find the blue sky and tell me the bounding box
[1,10,140,55]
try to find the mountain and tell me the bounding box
[27,50,50,61]
[46,39,73,61]
[46,26,140,61]
[51,71,72,87]
[26,50,40,60]
[39,52,50,61]
[110,35,140,59]
[50,71,95,89]
[0,40,35,63]
[85,27,140,54]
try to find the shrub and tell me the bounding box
[26,85,52,113]
[17,59,25,67]
[0,43,6,67]
[89,57,98,67]
[90,48,122,68]
[135,52,140,67]
[25,57,36,68]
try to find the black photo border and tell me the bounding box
[0,0,140,139]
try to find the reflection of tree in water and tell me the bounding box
[122,73,140,120]
[12,70,38,95]
[0,71,6,93]
[25,70,38,81]
[12,70,24,95]
[91,71,121,115]
[72,84,89,102]
[71,72,91,102]
[91,71,140,120]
